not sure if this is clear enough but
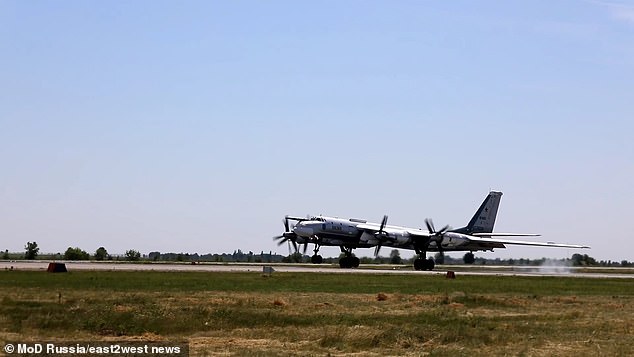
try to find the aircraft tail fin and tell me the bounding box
[454,191,502,234]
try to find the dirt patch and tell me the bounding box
[113,305,134,312]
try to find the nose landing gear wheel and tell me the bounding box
[311,255,323,264]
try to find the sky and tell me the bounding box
[1,1,633,261]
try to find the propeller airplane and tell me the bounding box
[273,191,589,270]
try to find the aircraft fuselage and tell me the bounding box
[293,216,472,251]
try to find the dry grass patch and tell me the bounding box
[2,271,634,356]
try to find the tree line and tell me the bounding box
[6,241,633,267]
[14,242,142,262]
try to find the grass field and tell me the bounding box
[1,270,633,356]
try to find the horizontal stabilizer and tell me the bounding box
[468,236,590,249]
[472,233,541,237]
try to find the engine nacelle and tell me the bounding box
[392,232,411,245]
[441,232,471,248]
[360,232,379,245]
[360,230,410,246]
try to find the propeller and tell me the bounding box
[273,233,298,253]
[273,216,299,253]
[424,218,450,256]
[374,215,389,257]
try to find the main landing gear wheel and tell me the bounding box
[339,256,360,269]
[311,255,323,264]
[414,258,435,271]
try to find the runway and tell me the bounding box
[2,260,633,278]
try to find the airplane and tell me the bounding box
[273,191,589,270]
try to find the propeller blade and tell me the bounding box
[436,243,445,264]
[433,231,443,250]
[283,217,290,232]
[380,215,388,233]
[425,218,435,233]
[374,243,382,257]
[438,225,450,234]
[291,240,298,253]
[302,243,308,255]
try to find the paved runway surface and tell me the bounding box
[2,261,633,278]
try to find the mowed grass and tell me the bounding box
[1,270,633,356]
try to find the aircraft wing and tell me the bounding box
[355,223,380,232]
[356,223,420,233]
[466,235,590,249]
[472,233,541,237]
[357,223,589,249]
[285,215,310,222]
[400,230,540,238]
[405,230,432,237]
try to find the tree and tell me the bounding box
[571,253,597,266]
[125,249,141,261]
[25,241,40,260]
[94,247,109,261]
[64,247,90,260]
[463,252,475,264]
[389,249,402,264]
[148,251,161,261]
[282,252,303,263]
[434,253,445,265]
[2,249,9,260]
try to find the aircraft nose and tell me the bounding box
[293,223,314,237]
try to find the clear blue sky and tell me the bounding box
[1,1,632,261]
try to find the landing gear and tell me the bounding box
[414,258,423,271]
[414,257,435,271]
[412,218,447,271]
[413,247,436,271]
[311,244,323,264]
[339,256,360,268]
[338,247,359,268]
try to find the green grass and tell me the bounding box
[1,270,633,356]
[1,270,632,295]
